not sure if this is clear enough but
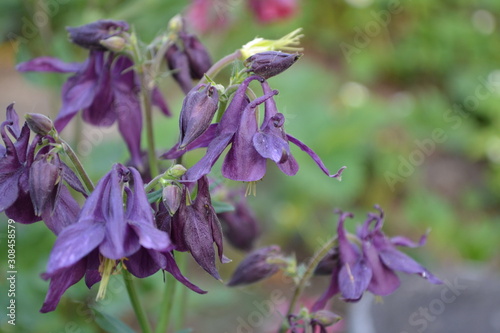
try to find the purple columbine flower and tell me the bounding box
[16,20,171,167]
[227,245,281,286]
[0,105,84,232]
[41,164,203,312]
[163,77,345,182]
[169,175,229,280]
[312,207,442,311]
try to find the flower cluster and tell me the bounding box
[312,206,442,311]
[4,14,442,333]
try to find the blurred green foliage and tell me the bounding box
[1,0,500,332]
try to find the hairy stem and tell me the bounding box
[199,49,242,84]
[60,139,94,192]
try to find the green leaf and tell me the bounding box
[212,200,235,214]
[92,308,136,333]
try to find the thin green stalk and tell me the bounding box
[141,79,159,177]
[278,237,338,333]
[123,270,153,333]
[154,272,178,333]
[199,50,242,84]
[60,139,94,192]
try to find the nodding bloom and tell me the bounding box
[163,77,345,183]
[227,245,282,286]
[313,207,442,311]
[165,18,212,93]
[169,175,229,280]
[41,164,203,313]
[0,105,84,232]
[16,20,171,167]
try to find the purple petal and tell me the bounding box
[84,250,101,288]
[164,251,206,294]
[0,169,22,212]
[379,249,442,284]
[338,259,372,301]
[5,103,21,138]
[161,123,217,160]
[5,190,41,224]
[184,131,235,181]
[222,99,267,181]
[61,162,88,197]
[391,232,428,248]
[363,241,400,296]
[17,57,82,73]
[287,134,346,179]
[152,87,171,116]
[42,185,80,235]
[115,82,143,167]
[54,56,98,131]
[312,265,340,312]
[45,220,105,275]
[40,259,86,313]
[126,248,162,278]
[184,207,221,280]
[336,212,359,265]
[82,53,116,126]
[98,165,128,259]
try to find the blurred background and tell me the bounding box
[1,0,500,332]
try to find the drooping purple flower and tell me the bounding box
[357,206,442,296]
[162,77,345,182]
[66,19,129,51]
[16,20,171,167]
[178,84,219,148]
[312,207,442,311]
[165,25,212,93]
[227,245,281,286]
[169,175,229,280]
[41,164,203,312]
[0,105,83,232]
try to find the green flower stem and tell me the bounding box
[154,272,178,333]
[123,270,153,333]
[141,79,160,178]
[199,49,242,84]
[278,236,338,333]
[60,139,94,192]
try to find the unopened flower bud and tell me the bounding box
[180,32,212,79]
[167,164,187,178]
[311,310,342,327]
[29,154,63,216]
[245,51,301,79]
[227,245,282,286]
[178,84,219,148]
[162,185,182,216]
[25,113,54,136]
[100,36,126,52]
[66,20,129,51]
[166,43,194,94]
